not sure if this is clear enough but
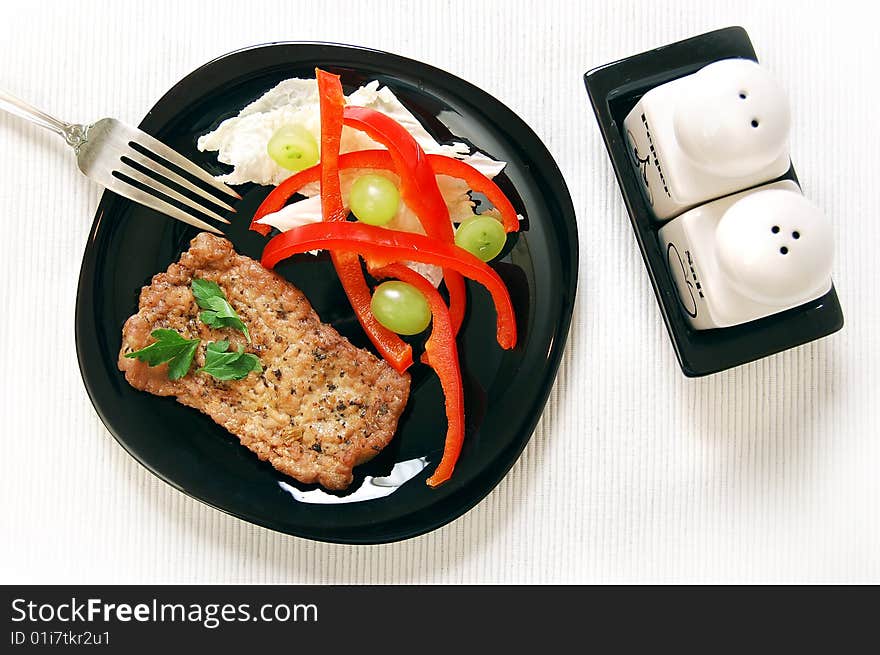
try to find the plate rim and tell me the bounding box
[75,41,579,544]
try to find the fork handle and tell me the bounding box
[0,90,86,147]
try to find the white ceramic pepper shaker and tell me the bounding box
[623,58,792,221]
[658,180,834,330]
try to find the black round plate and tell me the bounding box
[75,43,577,544]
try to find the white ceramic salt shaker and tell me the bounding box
[623,58,792,221]
[658,180,833,330]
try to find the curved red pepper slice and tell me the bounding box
[316,69,413,373]
[370,263,464,488]
[341,107,467,336]
[261,221,517,350]
[424,155,519,233]
[342,108,452,237]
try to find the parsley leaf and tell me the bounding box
[191,278,250,342]
[198,340,262,381]
[124,329,199,380]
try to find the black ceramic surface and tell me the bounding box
[584,26,843,377]
[75,43,577,544]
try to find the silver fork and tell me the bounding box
[0,90,239,234]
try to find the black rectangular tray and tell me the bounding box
[583,26,844,377]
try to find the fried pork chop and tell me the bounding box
[118,232,410,490]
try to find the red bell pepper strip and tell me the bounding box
[341,107,467,336]
[342,108,453,237]
[370,263,464,488]
[423,155,519,233]
[250,149,520,235]
[261,221,517,350]
[316,70,347,223]
[316,69,413,373]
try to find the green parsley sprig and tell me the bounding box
[124,329,200,380]
[198,340,262,380]
[191,278,250,342]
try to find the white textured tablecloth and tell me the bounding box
[1,0,877,584]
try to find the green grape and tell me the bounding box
[349,174,400,225]
[267,124,319,171]
[454,214,506,261]
[370,281,432,335]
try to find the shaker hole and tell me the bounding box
[771,225,780,234]
[792,231,801,239]
[751,119,760,128]
[739,91,748,99]
[780,246,789,255]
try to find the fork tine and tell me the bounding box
[117,160,231,224]
[124,153,237,213]
[104,175,224,235]
[129,131,241,200]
